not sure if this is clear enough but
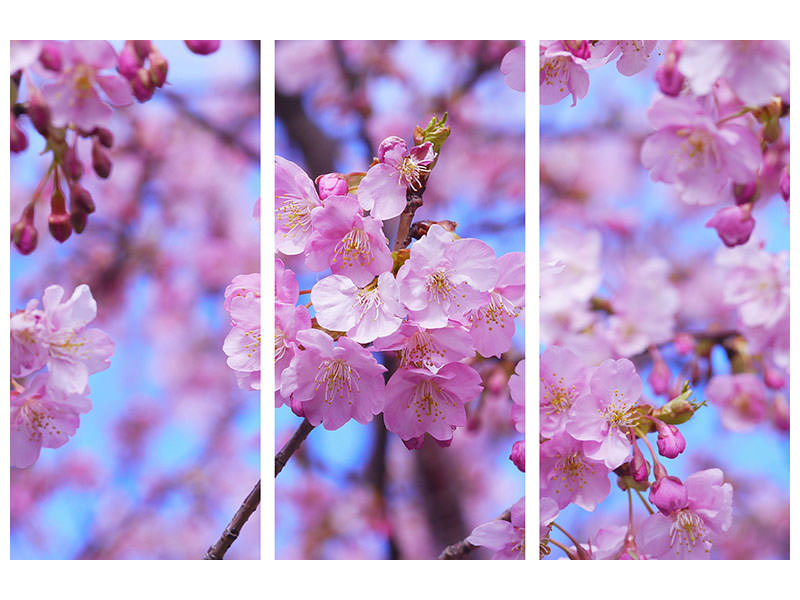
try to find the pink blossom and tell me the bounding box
[592,40,658,76]
[509,440,525,472]
[305,195,393,287]
[280,329,387,430]
[567,358,643,469]
[371,321,474,371]
[466,251,524,358]
[357,136,436,220]
[706,205,755,247]
[649,475,689,516]
[509,359,524,433]
[10,300,49,378]
[539,41,589,106]
[395,225,498,328]
[275,258,299,305]
[641,96,761,206]
[500,45,525,92]
[40,41,133,130]
[223,273,260,390]
[383,362,482,443]
[639,468,733,559]
[705,373,768,432]
[540,434,611,511]
[310,272,405,344]
[274,303,311,406]
[11,373,92,469]
[678,41,789,106]
[466,497,525,559]
[10,40,43,73]
[539,346,588,438]
[275,156,322,255]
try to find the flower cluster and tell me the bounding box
[10,284,114,468]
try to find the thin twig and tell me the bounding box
[203,479,261,560]
[437,508,511,560]
[275,418,315,477]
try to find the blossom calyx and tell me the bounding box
[413,112,450,154]
[654,383,698,425]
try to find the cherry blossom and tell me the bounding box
[540,434,611,511]
[500,45,524,92]
[275,155,323,255]
[466,497,525,559]
[539,41,589,107]
[705,374,768,432]
[371,321,474,371]
[539,346,587,438]
[223,273,261,391]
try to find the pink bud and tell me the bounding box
[402,435,425,450]
[63,144,84,181]
[11,214,37,255]
[185,40,221,55]
[48,203,72,243]
[27,89,51,137]
[91,139,112,178]
[705,205,755,247]
[654,419,686,459]
[630,438,650,482]
[764,366,786,390]
[132,41,152,60]
[648,475,688,516]
[131,68,156,102]
[69,183,95,214]
[148,49,168,88]
[92,127,114,149]
[70,210,88,234]
[733,181,758,205]
[10,113,28,153]
[656,63,685,97]
[647,354,671,396]
[779,169,789,203]
[509,440,525,472]
[563,40,591,60]
[118,42,143,79]
[316,173,349,200]
[38,41,63,72]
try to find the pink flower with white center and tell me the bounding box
[10,300,48,378]
[705,373,768,432]
[639,468,733,560]
[567,358,643,470]
[20,284,115,396]
[592,40,658,76]
[274,303,311,407]
[716,240,789,329]
[371,321,474,371]
[509,358,524,433]
[467,497,525,560]
[275,156,322,255]
[11,373,91,469]
[540,434,611,511]
[275,258,299,305]
[640,95,761,206]
[40,41,133,131]
[383,362,482,443]
[678,41,789,106]
[395,225,498,329]
[500,45,525,92]
[539,41,589,107]
[357,136,436,220]
[305,195,393,287]
[540,346,588,438]
[466,252,524,358]
[280,329,387,430]
[223,273,260,390]
[310,272,405,344]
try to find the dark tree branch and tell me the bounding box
[275,418,315,477]
[437,508,512,560]
[275,89,336,177]
[203,479,261,560]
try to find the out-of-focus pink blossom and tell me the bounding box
[509,358,524,433]
[705,373,768,432]
[500,45,525,92]
[467,497,525,559]
[592,40,657,76]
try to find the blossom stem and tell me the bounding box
[274,418,315,477]
[297,289,312,295]
[203,479,260,559]
[634,487,655,515]
[635,429,662,469]
[547,538,578,560]
[551,521,582,549]
[717,106,753,126]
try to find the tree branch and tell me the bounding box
[275,418,315,477]
[437,508,512,560]
[203,479,261,560]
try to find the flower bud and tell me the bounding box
[402,435,425,450]
[779,169,789,203]
[132,40,152,61]
[69,183,95,214]
[63,144,84,181]
[70,209,88,234]
[630,438,650,482]
[563,40,591,60]
[653,419,686,459]
[647,351,671,396]
[38,41,63,72]
[148,49,168,88]
[764,366,786,390]
[48,188,72,243]
[673,333,694,356]
[656,40,685,97]
[11,214,37,255]
[92,127,114,149]
[91,140,112,178]
[509,440,525,472]
[413,113,450,154]
[773,393,789,432]
[27,89,51,137]
[733,181,759,205]
[649,474,688,516]
[118,42,143,79]
[705,205,755,247]
[185,40,221,55]
[10,113,28,153]
[316,173,349,200]
[131,68,156,103]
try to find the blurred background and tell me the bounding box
[540,45,789,560]
[275,40,525,559]
[10,40,260,559]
